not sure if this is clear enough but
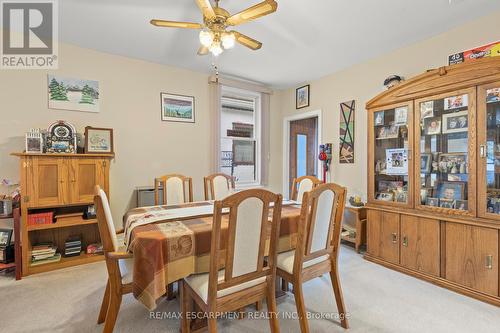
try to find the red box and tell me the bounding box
[27,212,54,226]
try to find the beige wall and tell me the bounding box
[272,11,500,199]
[0,43,218,222]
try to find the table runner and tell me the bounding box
[124,202,302,310]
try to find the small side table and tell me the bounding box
[341,204,367,253]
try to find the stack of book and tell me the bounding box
[64,236,82,257]
[31,243,61,266]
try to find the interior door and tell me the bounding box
[69,159,105,204]
[478,81,500,220]
[367,210,400,264]
[29,158,67,207]
[445,222,498,296]
[400,215,440,276]
[289,117,318,195]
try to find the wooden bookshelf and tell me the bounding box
[13,153,113,277]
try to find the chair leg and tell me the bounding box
[267,280,280,333]
[330,268,349,329]
[103,290,122,333]
[208,318,217,333]
[293,282,309,333]
[281,278,289,292]
[255,301,262,311]
[97,280,110,324]
[180,281,191,333]
[167,282,176,300]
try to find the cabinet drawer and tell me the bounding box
[367,210,400,264]
[445,223,498,296]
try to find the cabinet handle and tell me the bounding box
[391,233,397,244]
[486,255,493,270]
[480,145,486,158]
[407,149,412,160]
[71,179,76,183]
[402,236,408,247]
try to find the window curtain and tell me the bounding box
[208,75,272,185]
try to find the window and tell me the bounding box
[219,86,261,187]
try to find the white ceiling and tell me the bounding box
[60,0,500,88]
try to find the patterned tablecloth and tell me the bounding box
[122,201,302,310]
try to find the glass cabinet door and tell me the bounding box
[415,88,476,216]
[369,103,413,207]
[478,82,500,219]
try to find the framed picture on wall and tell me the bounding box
[85,127,114,154]
[296,85,310,109]
[161,93,195,123]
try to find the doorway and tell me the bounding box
[283,110,322,198]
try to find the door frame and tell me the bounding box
[282,109,322,197]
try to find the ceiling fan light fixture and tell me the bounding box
[209,41,223,56]
[221,32,235,49]
[199,30,214,47]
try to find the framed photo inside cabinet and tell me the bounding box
[425,197,439,207]
[85,127,114,154]
[423,117,441,135]
[442,111,468,134]
[296,85,310,109]
[436,181,465,201]
[420,153,432,173]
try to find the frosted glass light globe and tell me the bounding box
[199,30,213,47]
[221,33,235,49]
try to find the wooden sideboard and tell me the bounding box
[365,57,500,306]
[12,153,114,276]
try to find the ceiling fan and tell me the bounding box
[150,0,278,56]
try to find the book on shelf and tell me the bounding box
[64,236,82,257]
[86,243,103,255]
[30,253,61,266]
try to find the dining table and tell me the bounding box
[122,200,302,310]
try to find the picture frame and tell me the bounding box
[420,153,432,173]
[25,129,43,154]
[455,200,468,211]
[84,127,114,154]
[0,228,13,247]
[48,75,100,113]
[161,93,195,123]
[444,94,468,110]
[423,117,441,135]
[376,192,394,201]
[442,110,468,134]
[486,88,500,104]
[425,197,439,207]
[420,101,434,119]
[296,84,310,109]
[395,190,408,203]
[439,199,456,209]
[377,180,403,192]
[374,111,384,126]
[394,107,408,125]
[438,153,467,174]
[385,148,408,175]
[436,181,466,201]
[376,124,399,139]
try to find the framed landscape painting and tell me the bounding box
[48,75,99,113]
[161,93,195,123]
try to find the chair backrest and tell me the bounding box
[293,183,346,273]
[204,173,235,200]
[94,185,119,253]
[291,175,322,202]
[154,174,193,205]
[207,189,283,302]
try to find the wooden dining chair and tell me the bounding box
[154,174,193,205]
[94,185,134,333]
[277,183,349,332]
[290,175,322,202]
[180,189,283,333]
[204,173,235,200]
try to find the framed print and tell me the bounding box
[376,192,394,201]
[378,180,403,192]
[85,127,114,154]
[376,124,399,139]
[48,75,100,113]
[0,229,13,247]
[436,181,465,200]
[426,197,439,207]
[420,153,431,173]
[444,94,468,110]
[438,153,467,174]
[385,148,408,175]
[394,107,408,125]
[395,190,408,203]
[25,129,43,154]
[439,199,456,209]
[161,93,195,123]
[374,111,384,126]
[442,111,468,134]
[423,117,441,135]
[296,85,310,109]
[339,100,355,164]
[455,200,468,211]
[420,101,434,119]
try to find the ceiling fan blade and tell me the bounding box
[195,0,216,19]
[150,19,202,29]
[226,0,277,26]
[232,31,262,50]
[197,46,209,56]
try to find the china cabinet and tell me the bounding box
[366,57,500,306]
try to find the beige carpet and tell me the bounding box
[1,245,500,333]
